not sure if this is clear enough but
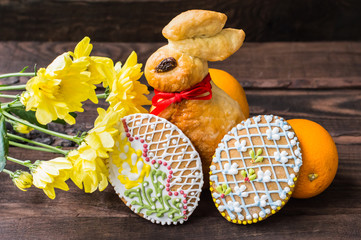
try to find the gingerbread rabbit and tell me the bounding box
[145,10,247,180]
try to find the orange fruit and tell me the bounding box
[288,119,338,198]
[209,68,249,118]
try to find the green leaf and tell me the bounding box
[0,114,9,172]
[241,170,247,177]
[249,168,255,175]
[249,174,257,181]
[9,107,47,128]
[255,156,264,163]
[19,66,29,73]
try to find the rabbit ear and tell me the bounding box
[162,10,227,41]
[168,28,245,62]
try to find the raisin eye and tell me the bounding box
[155,57,177,73]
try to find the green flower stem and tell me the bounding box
[0,72,35,80]
[0,94,18,99]
[7,133,68,155]
[1,111,83,145]
[9,140,61,154]
[0,84,28,91]
[0,100,23,110]
[96,93,107,99]
[1,169,13,176]
[7,156,34,168]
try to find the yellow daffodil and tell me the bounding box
[13,122,34,134]
[106,51,151,113]
[12,170,33,191]
[70,36,116,86]
[85,107,124,158]
[31,157,73,199]
[23,52,97,125]
[67,145,108,193]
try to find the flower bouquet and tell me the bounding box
[0,37,151,199]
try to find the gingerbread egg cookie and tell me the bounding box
[209,115,302,224]
[108,113,203,225]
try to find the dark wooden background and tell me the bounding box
[0,0,361,42]
[1,0,361,239]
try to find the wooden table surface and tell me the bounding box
[0,41,360,239]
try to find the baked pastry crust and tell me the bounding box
[145,45,208,92]
[169,29,246,61]
[162,10,227,41]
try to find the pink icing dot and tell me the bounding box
[129,137,134,141]
[151,160,156,164]
[135,136,139,140]
[143,148,148,153]
[183,199,187,204]
[143,144,148,148]
[166,183,170,187]
[169,170,173,174]
[167,166,171,170]
[168,174,172,179]
[158,160,162,164]
[126,133,131,137]
[174,192,178,196]
[183,205,187,209]
[163,162,167,166]
[183,194,187,198]
[168,192,172,196]
[184,216,187,220]
[221,194,225,198]
[167,179,170,183]
[166,187,170,191]
[180,190,184,194]
[140,139,144,143]
[143,153,147,157]
[183,211,187,215]
[145,157,150,162]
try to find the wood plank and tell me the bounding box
[0,42,360,89]
[0,0,360,42]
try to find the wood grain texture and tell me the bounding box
[0,41,360,89]
[0,0,361,42]
[0,41,360,239]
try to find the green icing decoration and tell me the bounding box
[216,183,232,196]
[242,168,257,182]
[249,148,264,163]
[124,168,184,222]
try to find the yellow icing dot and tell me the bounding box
[288,191,293,195]
[277,207,281,210]
[221,212,226,217]
[285,197,289,200]
[227,216,231,221]
[232,219,237,223]
[293,177,298,181]
[290,185,295,188]
[215,204,219,208]
[242,221,247,225]
[281,201,285,206]
[247,220,252,224]
[253,219,257,223]
[271,210,276,214]
[238,220,242,224]
[212,198,216,202]
[209,171,213,175]
[209,181,213,185]
[210,187,214,191]
[258,217,263,221]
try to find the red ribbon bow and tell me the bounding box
[150,73,212,115]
